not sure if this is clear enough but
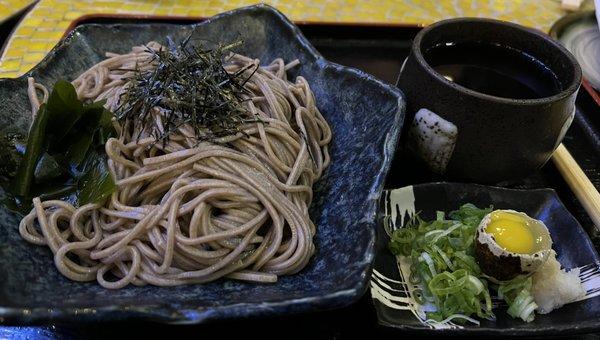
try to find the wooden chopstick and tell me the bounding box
[552,143,600,231]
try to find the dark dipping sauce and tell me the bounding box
[424,42,562,99]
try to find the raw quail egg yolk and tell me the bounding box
[485,211,535,254]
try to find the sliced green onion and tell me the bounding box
[499,275,537,322]
[388,203,501,322]
[421,252,437,277]
[430,222,462,244]
[466,275,485,295]
[432,244,454,271]
[436,211,445,221]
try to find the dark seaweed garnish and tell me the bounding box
[116,37,260,145]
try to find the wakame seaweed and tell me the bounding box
[12,104,50,197]
[0,130,26,183]
[8,80,116,211]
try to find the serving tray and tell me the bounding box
[4,15,600,339]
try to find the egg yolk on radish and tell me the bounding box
[485,211,537,254]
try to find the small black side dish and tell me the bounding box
[374,182,600,336]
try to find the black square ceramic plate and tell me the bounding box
[0,5,405,324]
[373,182,600,336]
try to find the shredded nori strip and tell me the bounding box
[116,37,260,145]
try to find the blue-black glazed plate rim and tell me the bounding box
[0,4,405,324]
[374,182,600,336]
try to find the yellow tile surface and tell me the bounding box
[0,0,34,22]
[0,0,595,78]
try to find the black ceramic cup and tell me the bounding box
[397,18,582,184]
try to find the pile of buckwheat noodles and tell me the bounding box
[19,42,331,288]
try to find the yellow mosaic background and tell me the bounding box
[0,0,595,78]
[0,0,30,20]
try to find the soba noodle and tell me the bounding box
[18,42,331,288]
